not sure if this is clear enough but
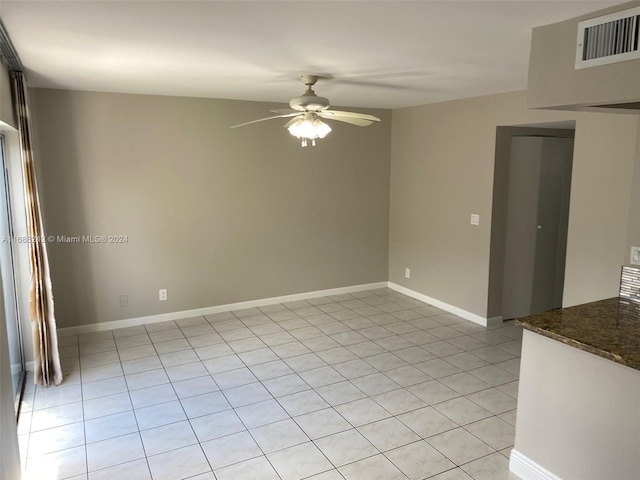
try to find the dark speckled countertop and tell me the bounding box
[516,297,640,371]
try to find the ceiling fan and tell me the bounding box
[231,75,381,147]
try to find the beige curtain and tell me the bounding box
[12,72,62,386]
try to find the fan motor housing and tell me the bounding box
[289,95,330,112]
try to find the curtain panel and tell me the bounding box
[12,72,62,386]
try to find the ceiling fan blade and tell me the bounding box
[317,113,374,127]
[321,110,381,122]
[231,112,299,128]
[283,116,302,129]
[270,108,297,115]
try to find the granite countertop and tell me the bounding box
[516,297,640,371]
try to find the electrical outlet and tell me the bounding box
[631,247,640,265]
[159,289,168,301]
[119,295,128,307]
[405,268,411,279]
[470,214,480,226]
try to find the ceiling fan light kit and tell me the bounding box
[231,75,381,147]
[287,112,332,147]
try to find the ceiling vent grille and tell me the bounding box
[575,6,640,69]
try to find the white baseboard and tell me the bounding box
[57,282,388,336]
[387,282,501,327]
[57,280,502,337]
[510,449,562,480]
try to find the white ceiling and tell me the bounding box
[0,0,625,109]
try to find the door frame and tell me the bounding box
[487,124,576,321]
[0,134,25,414]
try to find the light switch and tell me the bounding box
[631,247,640,265]
[470,214,480,226]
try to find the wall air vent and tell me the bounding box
[575,6,640,69]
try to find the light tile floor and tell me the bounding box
[18,288,523,480]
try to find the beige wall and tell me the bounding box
[389,90,639,318]
[526,0,640,283]
[29,89,391,328]
[28,86,640,327]
[625,121,640,256]
[528,1,640,110]
[563,113,639,306]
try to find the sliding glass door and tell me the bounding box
[0,134,25,414]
